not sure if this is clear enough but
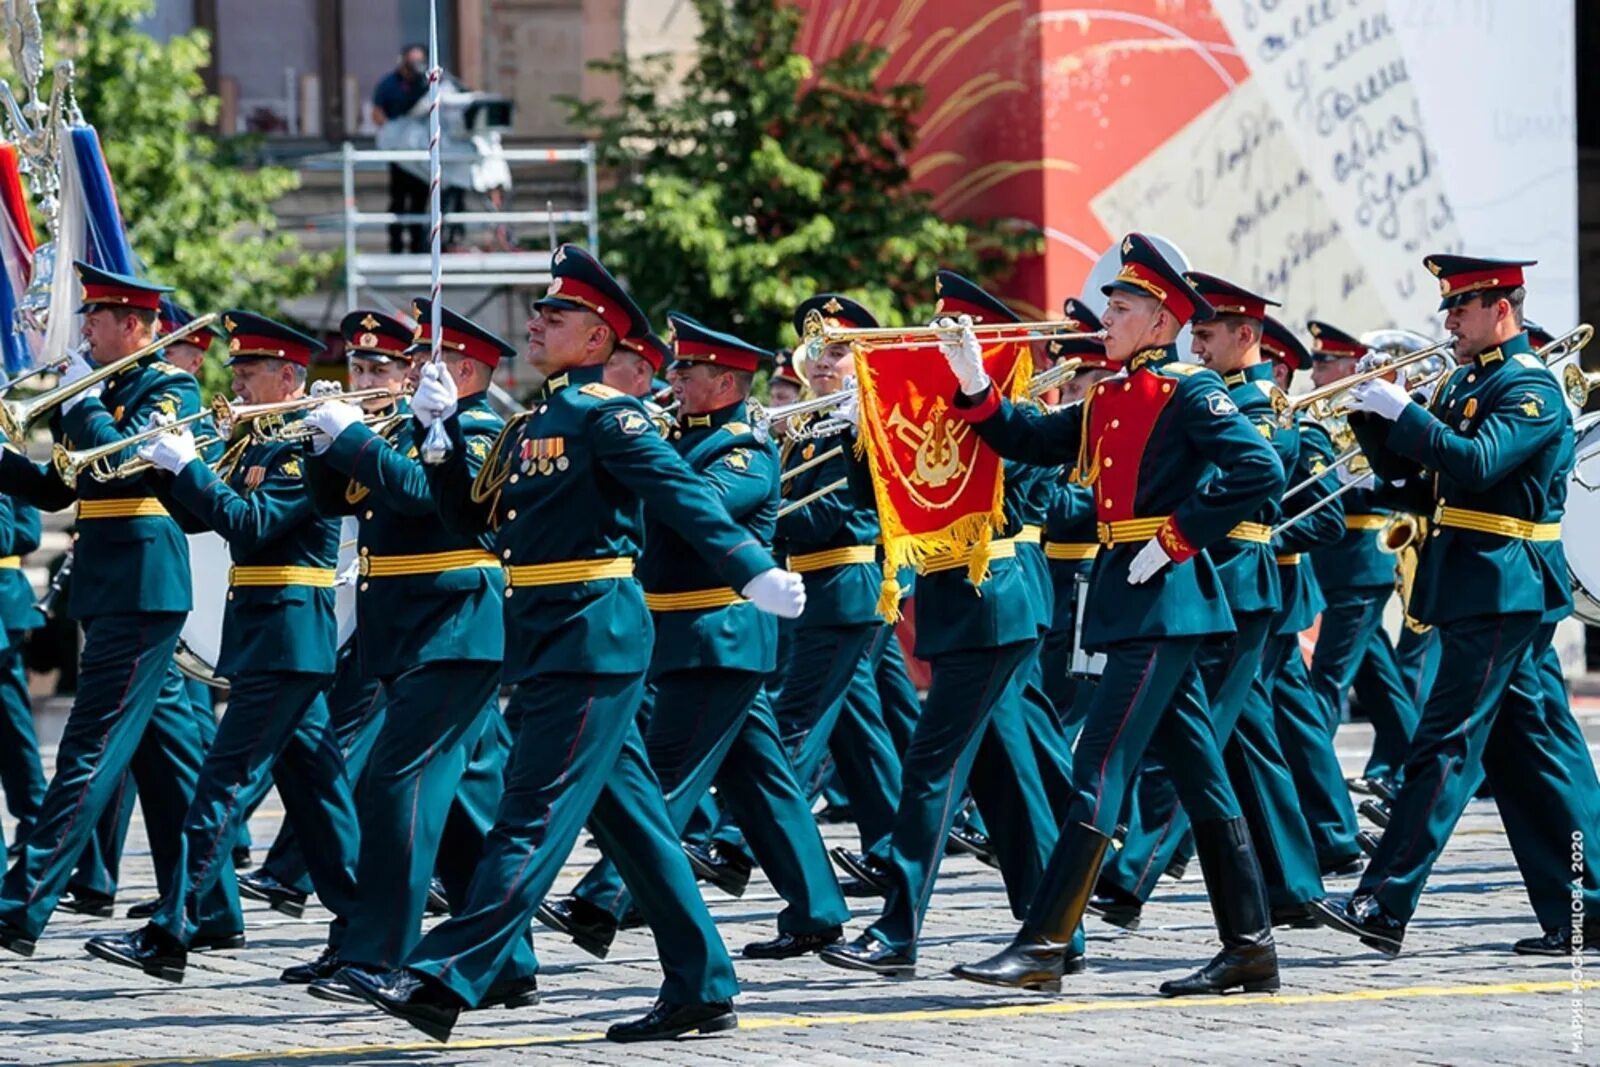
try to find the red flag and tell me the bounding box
[854,338,1033,619]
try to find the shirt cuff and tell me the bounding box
[1155,516,1199,564]
[950,384,1000,422]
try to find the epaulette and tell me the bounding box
[148,361,185,375]
[1161,362,1203,376]
[1512,353,1545,371]
[461,408,501,422]
[723,421,751,435]
[1253,379,1285,406]
[578,383,624,400]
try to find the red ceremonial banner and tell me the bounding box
[854,339,1033,620]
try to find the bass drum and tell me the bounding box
[1564,412,1600,626]
[175,517,361,689]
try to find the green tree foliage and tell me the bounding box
[562,0,1039,351]
[1,0,331,391]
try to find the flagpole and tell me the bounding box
[420,0,451,464]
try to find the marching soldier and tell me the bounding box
[296,301,531,1001]
[945,234,1283,997]
[543,312,848,962]
[0,263,235,956]
[84,312,362,982]
[339,244,804,1044]
[0,491,42,857]
[819,273,1074,976]
[1314,254,1600,954]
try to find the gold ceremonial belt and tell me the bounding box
[1097,516,1168,546]
[1276,553,1303,566]
[1345,514,1387,530]
[644,588,745,612]
[1227,521,1272,543]
[229,566,337,588]
[1014,525,1043,544]
[359,549,499,578]
[920,537,1019,575]
[77,498,169,520]
[504,556,635,588]
[1045,542,1099,561]
[0,556,20,569]
[1436,506,1560,542]
[787,545,877,573]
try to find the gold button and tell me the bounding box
[359,582,369,592]
[1110,419,1120,429]
[1162,383,1172,393]
[505,588,515,598]
[359,546,369,556]
[1103,457,1113,468]
[502,549,512,560]
[1123,383,1132,392]
[1466,374,1476,383]
[364,510,374,520]
[227,591,234,601]
[1102,499,1113,509]
[537,404,548,414]
[510,474,519,484]
[507,509,518,521]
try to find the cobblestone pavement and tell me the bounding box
[3,717,1598,1066]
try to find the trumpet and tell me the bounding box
[748,389,855,443]
[0,312,219,443]
[216,387,403,440]
[1028,357,1084,398]
[1564,364,1600,408]
[1271,336,1455,425]
[48,407,217,487]
[0,344,83,396]
[800,309,1104,352]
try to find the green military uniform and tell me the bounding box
[1354,625,1433,786]
[1333,310,1600,946]
[305,364,518,979]
[1040,479,1098,736]
[0,263,233,954]
[565,367,846,949]
[0,494,43,855]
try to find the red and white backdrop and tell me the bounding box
[793,0,1577,334]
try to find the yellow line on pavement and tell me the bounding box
[52,978,1600,1066]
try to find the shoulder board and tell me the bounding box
[723,421,751,435]
[1253,379,1285,405]
[1160,362,1204,377]
[461,408,500,422]
[578,383,624,400]
[1512,353,1545,371]
[148,361,186,375]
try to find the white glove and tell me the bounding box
[310,379,343,398]
[412,362,458,429]
[59,351,103,413]
[138,426,199,474]
[834,392,860,437]
[305,399,364,443]
[741,567,807,619]
[935,315,990,395]
[1126,537,1172,585]
[1345,378,1411,421]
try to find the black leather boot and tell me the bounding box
[949,822,1110,992]
[1159,816,1279,996]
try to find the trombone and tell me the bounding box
[0,345,83,396]
[801,310,1104,352]
[0,312,219,443]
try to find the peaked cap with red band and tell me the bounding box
[408,298,515,368]
[1048,296,1112,368]
[1101,233,1213,323]
[793,292,879,337]
[1182,271,1278,321]
[341,309,413,362]
[934,270,1022,324]
[772,348,805,387]
[1524,319,1555,350]
[77,261,171,313]
[1306,320,1369,361]
[621,330,672,372]
[1261,315,1312,372]
[222,310,325,367]
[1424,253,1536,311]
[158,299,220,346]
[535,243,648,340]
[666,311,771,374]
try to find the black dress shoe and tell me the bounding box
[340,966,462,1043]
[1357,798,1390,829]
[1164,856,1189,882]
[1158,943,1279,996]
[1271,903,1321,929]
[815,802,854,825]
[818,933,916,977]
[282,945,341,984]
[1513,921,1600,956]
[475,973,541,1010]
[837,874,884,898]
[618,906,646,930]
[829,847,892,895]
[606,998,737,1043]
[125,897,163,920]
[1321,854,1366,878]
[236,870,308,918]
[1084,880,1143,931]
[1308,894,1405,956]
[946,825,999,869]
[425,878,449,916]
[683,841,753,899]
[84,926,187,983]
[1160,816,1281,997]
[232,846,253,870]
[743,925,843,959]
[59,887,115,918]
[309,963,375,1004]
[1356,830,1381,858]
[1368,777,1397,803]
[950,934,1086,992]
[191,931,247,952]
[535,896,617,959]
[0,921,36,957]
